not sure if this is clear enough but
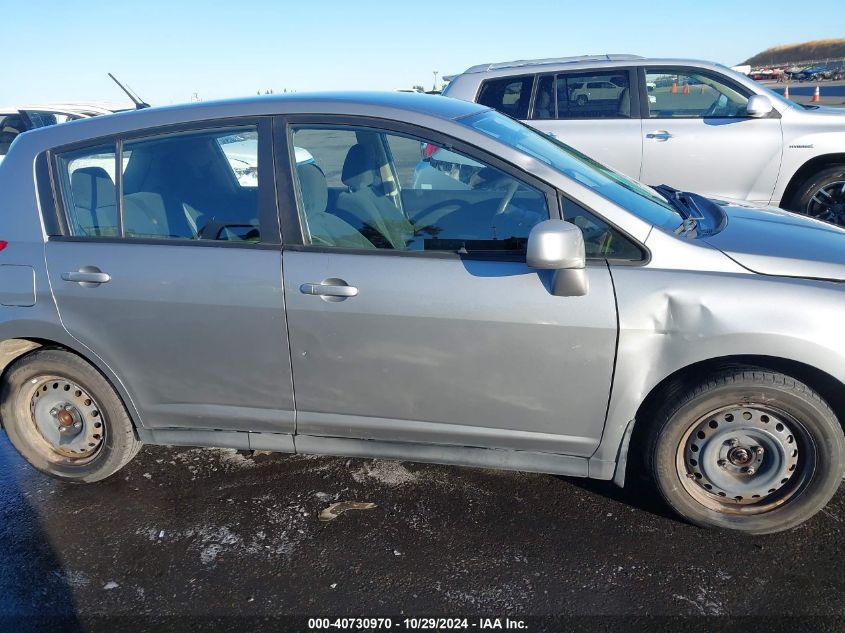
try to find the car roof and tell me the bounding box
[445,55,728,81]
[6,92,489,158]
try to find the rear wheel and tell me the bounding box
[646,367,845,533]
[1,349,141,482]
[786,165,845,225]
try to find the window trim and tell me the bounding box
[274,114,559,261]
[528,68,640,121]
[44,116,280,246]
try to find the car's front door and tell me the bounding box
[638,67,783,202]
[44,120,296,436]
[278,118,619,457]
[527,68,643,179]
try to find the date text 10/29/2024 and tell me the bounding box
[308,618,528,630]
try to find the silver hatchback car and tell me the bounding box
[1,92,845,534]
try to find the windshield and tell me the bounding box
[461,110,683,230]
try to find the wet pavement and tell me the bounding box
[2,434,845,628]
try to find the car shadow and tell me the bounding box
[0,437,83,632]
[554,473,682,523]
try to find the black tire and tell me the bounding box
[786,164,845,225]
[576,95,588,106]
[1,348,141,482]
[645,366,845,534]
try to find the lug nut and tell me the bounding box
[728,439,739,447]
[755,446,764,456]
[50,408,58,417]
[73,421,82,428]
[745,466,756,475]
[718,459,727,468]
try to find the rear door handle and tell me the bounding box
[646,130,673,141]
[300,280,358,298]
[61,267,111,286]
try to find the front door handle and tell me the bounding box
[300,278,358,301]
[61,267,111,287]
[646,130,673,141]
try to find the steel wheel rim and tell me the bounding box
[27,376,105,462]
[676,403,815,514]
[805,180,845,225]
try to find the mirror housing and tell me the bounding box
[746,94,773,118]
[526,220,588,297]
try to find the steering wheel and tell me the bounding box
[494,181,520,216]
[703,94,730,117]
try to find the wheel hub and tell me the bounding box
[29,378,104,459]
[680,405,801,507]
[806,180,845,225]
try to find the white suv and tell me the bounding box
[443,55,845,222]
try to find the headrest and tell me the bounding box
[297,163,328,216]
[70,167,115,210]
[341,144,375,190]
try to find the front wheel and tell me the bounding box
[646,367,844,534]
[575,95,588,106]
[786,165,845,226]
[1,348,142,482]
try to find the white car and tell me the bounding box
[443,54,845,223]
[0,102,134,162]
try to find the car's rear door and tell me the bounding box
[638,66,783,202]
[277,116,619,458]
[526,68,643,179]
[43,119,296,440]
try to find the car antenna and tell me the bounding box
[107,73,150,109]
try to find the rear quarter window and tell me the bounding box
[476,75,534,120]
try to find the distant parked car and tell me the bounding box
[4,92,845,534]
[443,54,845,225]
[0,102,134,162]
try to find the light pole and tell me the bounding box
[432,71,439,92]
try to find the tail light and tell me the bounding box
[0,241,7,251]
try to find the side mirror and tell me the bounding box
[527,220,588,297]
[746,94,773,118]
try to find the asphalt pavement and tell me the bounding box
[3,431,845,630]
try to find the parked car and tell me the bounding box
[0,102,134,162]
[442,54,845,225]
[3,92,845,534]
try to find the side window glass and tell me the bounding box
[57,126,262,242]
[555,71,632,119]
[120,126,260,241]
[58,145,119,237]
[290,126,549,255]
[476,75,534,120]
[1,114,29,157]
[562,197,643,261]
[646,69,749,118]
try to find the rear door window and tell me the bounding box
[476,75,535,120]
[532,70,634,120]
[56,125,263,243]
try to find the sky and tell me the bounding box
[6,0,844,106]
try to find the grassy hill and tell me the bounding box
[744,38,845,66]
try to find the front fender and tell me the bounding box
[591,264,845,481]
